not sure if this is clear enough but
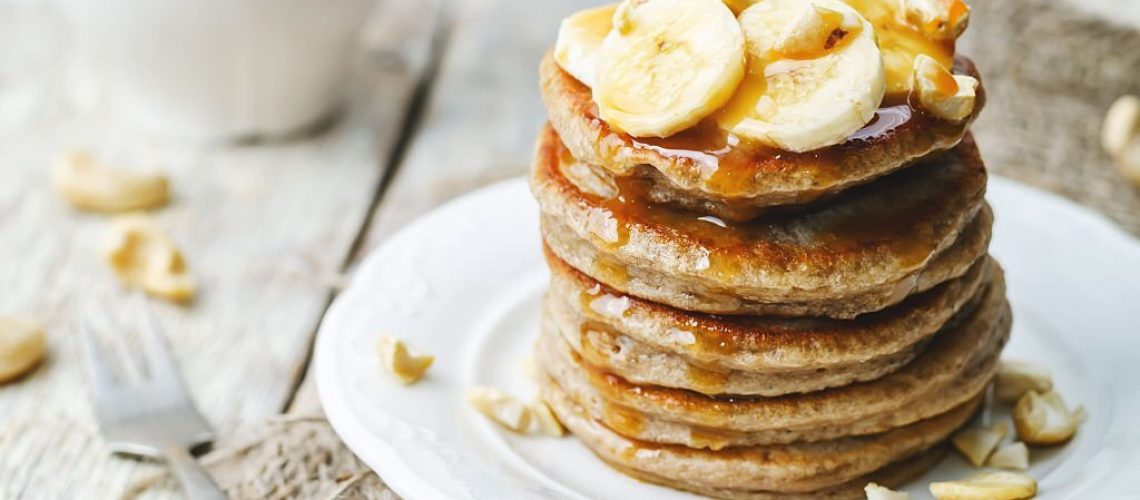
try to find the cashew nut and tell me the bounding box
[52,151,170,212]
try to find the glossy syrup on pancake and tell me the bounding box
[538,124,987,286]
[551,0,979,201]
[538,269,1009,437]
[553,245,990,371]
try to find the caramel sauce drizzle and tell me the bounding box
[550,135,962,281]
[567,0,967,199]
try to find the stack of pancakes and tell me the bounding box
[528,19,1009,500]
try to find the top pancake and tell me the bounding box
[539,52,986,220]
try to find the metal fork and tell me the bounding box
[78,297,227,500]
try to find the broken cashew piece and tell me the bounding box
[930,471,1037,500]
[529,399,566,437]
[469,387,533,433]
[951,421,1007,467]
[900,0,970,40]
[913,54,978,122]
[987,441,1030,470]
[103,215,196,303]
[1014,390,1080,445]
[1102,95,1140,186]
[864,482,910,500]
[376,336,434,385]
[994,359,1053,403]
[0,317,46,384]
[52,151,170,213]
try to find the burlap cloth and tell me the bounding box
[125,0,1140,498]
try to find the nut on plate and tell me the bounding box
[52,151,170,213]
[864,482,909,500]
[376,335,434,385]
[1102,94,1140,186]
[103,215,196,303]
[913,54,978,122]
[469,386,533,432]
[930,471,1037,500]
[0,317,46,384]
[987,441,1030,470]
[1013,390,1080,445]
[529,399,566,437]
[951,421,1007,467]
[994,359,1053,402]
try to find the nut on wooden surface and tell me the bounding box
[103,215,197,303]
[51,151,170,213]
[0,317,46,384]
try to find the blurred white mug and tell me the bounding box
[56,0,375,140]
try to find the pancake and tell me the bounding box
[544,294,921,397]
[602,447,948,500]
[532,124,991,318]
[541,372,975,496]
[547,247,989,377]
[539,52,986,220]
[536,267,1009,446]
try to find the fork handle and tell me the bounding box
[163,445,227,500]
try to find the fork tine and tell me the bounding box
[77,314,120,395]
[134,294,189,390]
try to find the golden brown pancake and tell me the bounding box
[532,124,991,318]
[536,267,1009,446]
[541,372,975,495]
[547,247,989,375]
[602,447,948,500]
[539,52,986,220]
[544,295,924,397]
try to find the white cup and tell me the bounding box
[56,0,375,141]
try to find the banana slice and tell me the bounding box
[724,0,886,152]
[593,0,745,138]
[554,4,617,87]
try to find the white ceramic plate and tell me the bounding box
[316,177,1140,500]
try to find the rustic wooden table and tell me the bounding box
[1,0,1137,498]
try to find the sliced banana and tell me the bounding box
[913,54,977,121]
[929,471,1037,500]
[724,0,885,152]
[593,0,745,138]
[554,4,617,87]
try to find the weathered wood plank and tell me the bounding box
[0,1,441,497]
[287,0,590,415]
